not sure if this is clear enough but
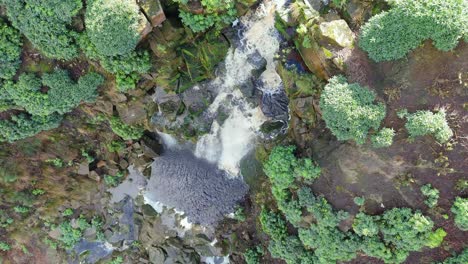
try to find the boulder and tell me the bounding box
[291,96,317,125]
[138,0,166,27]
[181,85,213,115]
[116,100,147,125]
[319,19,354,48]
[148,246,166,264]
[153,87,183,121]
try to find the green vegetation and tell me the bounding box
[175,0,238,33]
[420,184,439,208]
[0,69,103,142]
[320,76,386,144]
[0,20,22,80]
[4,70,104,116]
[260,146,443,264]
[399,109,453,143]
[104,171,125,187]
[79,23,151,92]
[371,128,395,148]
[0,114,62,143]
[359,0,467,62]
[2,0,82,59]
[0,241,11,251]
[109,117,144,140]
[13,205,30,214]
[108,256,124,264]
[85,0,143,57]
[243,246,263,264]
[438,248,468,264]
[451,197,468,231]
[62,208,74,217]
[353,196,365,206]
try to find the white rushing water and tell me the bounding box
[195,0,288,175]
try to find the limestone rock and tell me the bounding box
[116,100,147,125]
[319,19,354,48]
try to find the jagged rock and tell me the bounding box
[77,162,90,175]
[291,96,317,125]
[181,85,213,115]
[298,44,332,80]
[319,19,354,48]
[138,0,166,27]
[153,87,182,121]
[116,100,147,125]
[148,246,166,264]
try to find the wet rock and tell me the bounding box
[319,20,354,48]
[291,96,317,125]
[181,85,213,115]
[108,166,147,204]
[298,43,332,80]
[260,90,289,121]
[148,246,166,264]
[140,132,163,158]
[306,0,325,11]
[73,240,113,264]
[153,87,182,121]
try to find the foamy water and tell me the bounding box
[195,0,288,175]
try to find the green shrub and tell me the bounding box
[371,128,395,148]
[86,0,143,57]
[78,33,151,92]
[59,221,82,249]
[62,208,74,217]
[399,109,453,143]
[353,212,379,237]
[259,209,287,241]
[359,0,467,62]
[243,246,263,264]
[2,0,82,59]
[0,114,62,143]
[0,20,22,80]
[420,184,439,208]
[0,241,10,251]
[320,76,386,144]
[438,248,468,264]
[109,117,144,140]
[4,70,103,116]
[13,205,30,214]
[451,197,468,231]
[353,196,365,206]
[268,236,312,264]
[104,171,125,187]
[176,0,237,33]
[264,146,321,190]
[380,208,434,253]
[299,225,359,263]
[425,228,446,248]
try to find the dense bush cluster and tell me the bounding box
[320,76,386,144]
[4,71,103,116]
[2,0,82,60]
[0,114,62,143]
[359,0,467,62]
[263,146,321,226]
[80,2,151,92]
[451,197,468,231]
[399,109,453,143]
[0,70,103,142]
[175,0,238,33]
[259,146,443,264]
[0,20,22,80]
[85,0,143,57]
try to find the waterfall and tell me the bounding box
[195,0,289,175]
